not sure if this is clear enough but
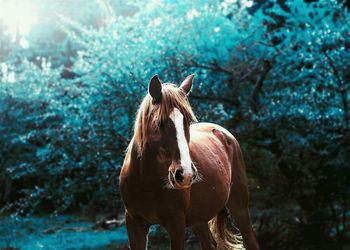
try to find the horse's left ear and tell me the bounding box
[180,74,194,95]
[149,75,162,103]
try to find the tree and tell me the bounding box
[0,0,349,248]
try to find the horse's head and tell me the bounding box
[138,74,198,189]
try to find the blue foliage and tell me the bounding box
[0,0,349,248]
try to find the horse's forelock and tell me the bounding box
[131,84,196,157]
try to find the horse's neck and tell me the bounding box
[128,141,164,181]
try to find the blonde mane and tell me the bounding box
[130,84,197,156]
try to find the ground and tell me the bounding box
[0,216,201,250]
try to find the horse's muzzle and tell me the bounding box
[169,163,198,189]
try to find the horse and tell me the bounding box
[120,74,259,250]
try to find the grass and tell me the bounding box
[0,215,128,250]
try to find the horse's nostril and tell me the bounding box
[174,169,184,182]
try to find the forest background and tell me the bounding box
[0,0,350,249]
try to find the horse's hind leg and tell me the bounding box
[192,223,216,250]
[227,140,260,250]
[227,195,259,250]
[125,211,150,250]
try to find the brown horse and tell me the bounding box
[120,75,259,250]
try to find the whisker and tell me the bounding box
[193,171,204,184]
[162,176,174,189]
[191,162,204,184]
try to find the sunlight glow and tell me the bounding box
[0,0,37,41]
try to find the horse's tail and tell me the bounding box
[209,207,243,249]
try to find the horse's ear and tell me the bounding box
[180,74,194,95]
[148,75,162,103]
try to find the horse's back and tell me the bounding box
[190,122,233,137]
[187,122,238,225]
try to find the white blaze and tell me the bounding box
[169,108,192,174]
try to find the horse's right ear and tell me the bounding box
[148,75,162,103]
[180,74,194,95]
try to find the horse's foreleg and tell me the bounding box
[164,219,186,250]
[125,211,150,250]
[192,223,216,250]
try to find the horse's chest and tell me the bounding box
[122,183,187,224]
